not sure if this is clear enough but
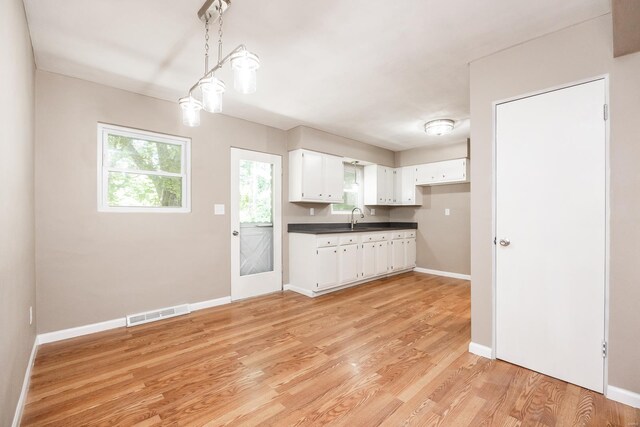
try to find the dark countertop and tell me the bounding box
[288,222,417,235]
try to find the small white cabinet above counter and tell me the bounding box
[288,224,418,297]
[288,149,344,203]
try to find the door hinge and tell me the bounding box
[493,237,497,245]
[602,341,607,358]
[316,250,318,255]
[302,192,304,197]
[604,104,608,121]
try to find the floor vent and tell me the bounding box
[126,304,191,327]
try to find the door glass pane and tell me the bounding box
[239,160,274,276]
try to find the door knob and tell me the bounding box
[232,230,239,236]
[499,238,510,247]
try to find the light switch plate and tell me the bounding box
[445,208,450,216]
[214,204,225,215]
[370,208,376,215]
[310,208,315,216]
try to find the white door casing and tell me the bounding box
[230,148,282,301]
[495,79,607,392]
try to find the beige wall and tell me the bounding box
[35,71,288,333]
[0,0,37,424]
[391,140,470,275]
[470,15,640,393]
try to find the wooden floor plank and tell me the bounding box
[21,272,639,426]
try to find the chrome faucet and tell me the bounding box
[350,207,365,230]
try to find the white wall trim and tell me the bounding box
[414,267,471,280]
[607,385,640,409]
[12,338,38,427]
[283,284,315,298]
[189,296,232,311]
[38,296,233,345]
[468,342,493,359]
[37,318,127,345]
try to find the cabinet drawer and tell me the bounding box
[362,233,385,242]
[405,230,416,238]
[317,236,338,247]
[339,235,358,245]
[391,232,405,240]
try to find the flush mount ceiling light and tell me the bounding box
[424,119,455,136]
[179,0,260,127]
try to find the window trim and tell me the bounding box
[97,123,191,213]
[331,163,364,215]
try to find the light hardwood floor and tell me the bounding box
[22,272,639,426]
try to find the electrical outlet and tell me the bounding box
[445,208,450,216]
[370,208,376,216]
[29,306,33,325]
[310,208,315,216]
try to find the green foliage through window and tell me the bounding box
[239,160,273,223]
[102,129,187,209]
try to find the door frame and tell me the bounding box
[230,147,283,301]
[490,74,611,393]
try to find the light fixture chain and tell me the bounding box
[217,0,224,65]
[204,17,210,73]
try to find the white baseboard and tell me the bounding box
[468,342,493,359]
[414,267,471,280]
[607,385,640,409]
[189,296,232,311]
[38,296,233,345]
[283,284,315,298]
[38,317,127,345]
[12,337,38,427]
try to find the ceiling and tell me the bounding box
[23,0,610,151]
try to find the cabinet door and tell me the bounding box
[401,166,416,204]
[416,163,436,185]
[316,246,338,289]
[385,167,394,204]
[339,244,359,284]
[302,151,324,200]
[324,155,344,202]
[405,238,416,268]
[362,242,377,279]
[440,159,467,183]
[376,167,387,204]
[375,241,389,275]
[392,168,402,204]
[391,239,406,271]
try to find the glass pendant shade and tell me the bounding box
[424,119,455,136]
[199,76,225,113]
[179,96,202,127]
[231,50,260,94]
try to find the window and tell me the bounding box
[97,124,190,212]
[331,163,364,214]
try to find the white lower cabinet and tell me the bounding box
[316,246,338,289]
[375,241,389,275]
[362,242,377,279]
[339,244,359,284]
[289,230,416,296]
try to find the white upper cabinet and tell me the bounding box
[289,149,345,203]
[364,165,422,206]
[416,158,469,186]
[400,166,422,205]
[364,164,393,205]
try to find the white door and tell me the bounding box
[405,238,416,268]
[391,240,405,271]
[339,244,359,284]
[316,247,338,289]
[496,79,606,392]
[230,148,282,300]
[324,155,344,202]
[362,242,377,279]
[375,242,388,275]
[302,150,323,201]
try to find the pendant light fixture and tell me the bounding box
[179,0,260,127]
[424,119,455,136]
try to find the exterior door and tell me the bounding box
[230,148,282,300]
[495,79,606,392]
